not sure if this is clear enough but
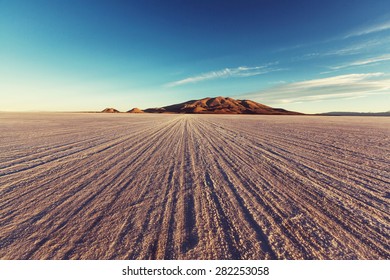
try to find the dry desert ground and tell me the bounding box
[0,113,389,259]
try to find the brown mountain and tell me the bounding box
[144,96,302,115]
[101,108,120,113]
[127,108,144,113]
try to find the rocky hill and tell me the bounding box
[144,96,302,115]
[127,108,144,113]
[101,108,119,113]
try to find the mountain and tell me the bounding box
[127,108,144,113]
[144,96,302,115]
[320,111,390,116]
[102,108,119,113]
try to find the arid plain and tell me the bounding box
[0,113,389,259]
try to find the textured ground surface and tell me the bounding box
[0,113,389,259]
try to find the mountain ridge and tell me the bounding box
[142,96,303,115]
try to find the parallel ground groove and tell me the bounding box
[0,113,388,259]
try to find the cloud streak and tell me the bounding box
[242,73,390,104]
[345,19,390,38]
[294,38,390,63]
[331,54,390,70]
[326,38,386,56]
[166,65,280,87]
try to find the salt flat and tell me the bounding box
[0,113,389,259]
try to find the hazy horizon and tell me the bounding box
[1,0,390,113]
[0,97,390,115]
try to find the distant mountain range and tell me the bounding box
[102,96,303,115]
[320,111,390,116]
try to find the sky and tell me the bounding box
[1,0,390,113]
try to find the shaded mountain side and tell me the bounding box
[144,96,303,115]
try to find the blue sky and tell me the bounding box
[1,0,390,113]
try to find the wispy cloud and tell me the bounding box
[345,19,390,38]
[331,54,390,70]
[165,64,280,87]
[241,73,390,104]
[326,39,385,56]
[294,38,389,63]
